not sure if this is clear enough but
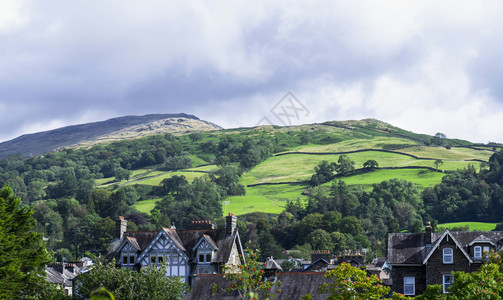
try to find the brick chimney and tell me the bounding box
[115,216,127,240]
[187,220,215,230]
[425,221,432,245]
[312,250,332,262]
[225,213,237,236]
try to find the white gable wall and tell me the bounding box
[138,232,190,283]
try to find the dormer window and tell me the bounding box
[122,252,135,265]
[193,235,218,264]
[474,246,482,259]
[443,248,453,264]
[198,249,213,263]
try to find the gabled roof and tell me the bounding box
[192,234,219,251]
[126,237,141,251]
[468,234,497,246]
[422,229,472,264]
[303,258,329,272]
[388,229,503,266]
[264,257,283,270]
[109,227,243,264]
[388,232,438,265]
[162,228,187,251]
[137,229,188,262]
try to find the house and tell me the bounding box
[184,272,332,300]
[108,213,244,285]
[388,222,503,296]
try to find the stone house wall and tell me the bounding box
[425,238,470,287]
[391,266,426,296]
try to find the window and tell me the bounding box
[173,253,179,264]
[122,255,128,265]
[151,256,157,264]
[198,249,213,263]
[404,277,415,295]
[129,255,135,265]
[443,274,453,293]
[474,246,482,259]
[443,248,453,264]
[158,256,164,263]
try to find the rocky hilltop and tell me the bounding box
[0,113,221,159]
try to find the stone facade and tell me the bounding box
[388,227,503,296]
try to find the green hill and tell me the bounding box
[122,119,494,216]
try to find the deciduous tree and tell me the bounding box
[317,262,390,299]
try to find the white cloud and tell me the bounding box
[1,0,503,143]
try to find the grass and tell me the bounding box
[225,184,308,216]
[323,169,446,190]
[438,222,498,231]
[125,171,207,186]
[185,164,217,172]
[289,137,419,153]
[399,146,493,161]
[189,155,209,167]
[242,151,483,185]
[134,198,162,214]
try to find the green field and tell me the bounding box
[289,137,419,153]
[134,198,162,214]
[121,133,492,217]
[399,146,493,161]
[242,151,482,186]
[323,169,445,190]
[438,222,498,231]
[225,184,307,215]
[125,171,208,186]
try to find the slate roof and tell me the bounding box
[184,272,332,300]
[109,227,242,264]
[45,264,79,287]
[388,230,503,265]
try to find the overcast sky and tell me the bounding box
[1,1,503,143]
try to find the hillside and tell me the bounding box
[3,116,501,262]
[0,113,221,159]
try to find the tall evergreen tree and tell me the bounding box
[0,186,52,298]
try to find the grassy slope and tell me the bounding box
[107,119,492,216]
[438,222,498,231]
[230,135,491,215]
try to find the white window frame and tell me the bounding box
[404,276,415,296]
[443,248,453,264]
[443,274,453,293]
[198,249,213,264]
[474,246,482,259]
[122,252,135,265]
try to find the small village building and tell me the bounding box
[108,213,244,285]
[388,222,503,296]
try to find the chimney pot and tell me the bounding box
[425,221,433,245]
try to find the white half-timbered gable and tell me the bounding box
[193,235,218,264]
[108,213,243,286]
[118,238,139,270]
[136,230,190,281]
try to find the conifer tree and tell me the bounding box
[0,186,52,298]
